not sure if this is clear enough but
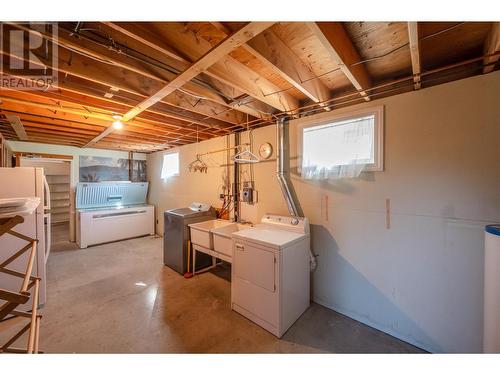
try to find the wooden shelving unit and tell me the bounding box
[0,215,42,354]
[45,170,71,225]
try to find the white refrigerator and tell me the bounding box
[0,167,48,307]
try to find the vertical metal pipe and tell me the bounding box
[276,117,316,270]
[276,117,301,217]
[233,131,240,222]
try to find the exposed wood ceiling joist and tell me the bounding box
[5,115,28,140]
[0,98,220,143]
[2,24,257,124]
[0,59,239,137]
[0,97,217,142]
[121,22,276,121]
[307,22,372,101]
[0,98,217,149]
[86,22,275,147]
[0,50,248,128]
[0,21,497,152]
[407,22,422,90]
[131,22,298,113]
[99,22,269,120]
[211,22,331,109]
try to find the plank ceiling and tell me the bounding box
[0,21,498,152]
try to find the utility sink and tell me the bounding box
[189,220,233,249]
[211,223,252,258]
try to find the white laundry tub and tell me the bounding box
[211,223,251,260]
[189,220,232,249]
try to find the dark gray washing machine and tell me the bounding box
[163,202,216,274]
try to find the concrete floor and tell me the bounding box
[38,236,424,353]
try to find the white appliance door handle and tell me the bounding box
[43,175,52,263]
[43,176,51,210]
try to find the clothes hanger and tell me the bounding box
[188,155,208,173]
[188,126,209,173]
[233,146,260,164]
[232,114,260,164]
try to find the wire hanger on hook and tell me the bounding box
[188,125,209,173]
[188,155,208,173]
[233,114,260,164]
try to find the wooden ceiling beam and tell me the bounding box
[84,22,276,150]
[1,28,253,124]
[25,132,87,144]
[307,22,372,101]
[0,91,220,137]
[102,22,190,64]
[3,78,230,132]
[0,51,244,128]
[112,22,297,114]
[64,23,264,121]
[101,22,270,120]
[204,54,298,114]
[25,127,91,140]
[19,118,185,146]
[0,95,116,123]
[0,104,214,142]
[4,115,28,140]
[23,121,99,137]
[121,22,275,122]
[213,22,331,109]
[89,137,167,150]
[483,22,500,74]
[407,22,422,90]
[24,138,85,147]
[8,23,212,98]
[6,112,105,132]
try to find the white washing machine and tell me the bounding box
[231,214,310,338]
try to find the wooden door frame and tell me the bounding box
[14,152,74,166]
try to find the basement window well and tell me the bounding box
[298,106,384,179]
[161,152,180,179]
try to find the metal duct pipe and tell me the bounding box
[276,117,317,271]
[276,117,300,217]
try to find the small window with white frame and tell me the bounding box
[161,152,179,180]
[297,106,384,180]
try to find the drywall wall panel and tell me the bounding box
[147,71,500,352]
[147,135,233,235]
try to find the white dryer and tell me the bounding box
[231,214,310,338]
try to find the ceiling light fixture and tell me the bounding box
[112,114,123,129]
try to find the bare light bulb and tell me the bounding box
[113,120,123,129]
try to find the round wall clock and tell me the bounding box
[258,142,273,159]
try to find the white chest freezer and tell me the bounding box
[75,182,155,248]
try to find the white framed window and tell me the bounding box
[161,152,179,180]
[297,106,384,179]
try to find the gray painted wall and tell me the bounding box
[148,72,500,353]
